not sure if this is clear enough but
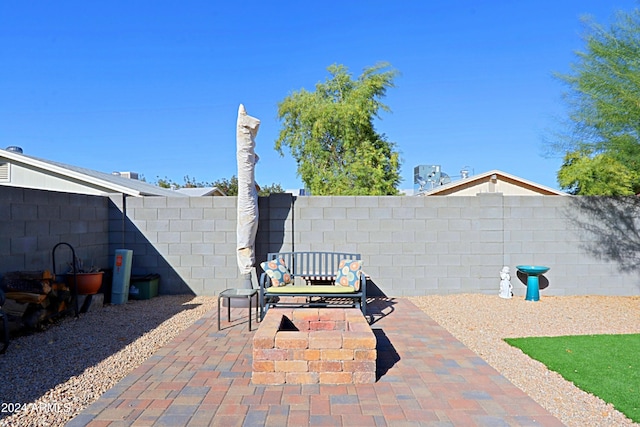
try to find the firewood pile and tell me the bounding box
[0,270,74,330]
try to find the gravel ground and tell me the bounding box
[409,294,640,427]
[0,295,218,427]
[0,294,638,426]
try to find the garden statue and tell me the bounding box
[499,266,512,299]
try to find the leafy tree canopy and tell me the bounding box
[156,175,283,196]
[557,151,638,195]
[551,9,640,195]
[275,63,402,195]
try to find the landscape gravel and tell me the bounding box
[0,295,218,427]
[0,293,637,426]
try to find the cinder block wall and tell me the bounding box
[0,187,109,275]
[285,194,640,297]
[4,187,639,297]
[116,192,639,297]
[110,195,239,295]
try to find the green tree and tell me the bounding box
[557,151,638,195]
[211,176,238,195]
[210,176,284,196]
[257,182,285,197]
[551,9,640,195]
[156,175,213,189]
[275,63,402,195]
[156,175,283,196]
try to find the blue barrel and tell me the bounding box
[111,249,133,304]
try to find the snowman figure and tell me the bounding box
[499,266,513,299]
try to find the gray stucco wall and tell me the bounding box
[2,187,639,297]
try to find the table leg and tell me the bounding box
[249,296,252,331]
[227,299,231,322]
[217,295,221,330]
[255,296,259,324]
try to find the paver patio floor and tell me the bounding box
[68,298,564,426]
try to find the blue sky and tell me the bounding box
[1,1,638,192]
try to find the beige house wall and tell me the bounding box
[0,162,110,195]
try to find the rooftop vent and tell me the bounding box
[5,146,23,153]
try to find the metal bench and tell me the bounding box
[258,251,366,320]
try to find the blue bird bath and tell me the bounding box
[516,265,550,301]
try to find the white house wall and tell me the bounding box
[434,180,545,196]
[0,162,108,195]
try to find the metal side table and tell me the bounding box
[218,288,259,331]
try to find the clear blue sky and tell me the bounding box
[1,1,638,192]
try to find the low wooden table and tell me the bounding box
[217,288,259,331]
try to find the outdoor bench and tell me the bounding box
[258,251,366,320]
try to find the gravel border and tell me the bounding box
[0,295,218,427]
[409,294,640,427]
[0,294,638,426]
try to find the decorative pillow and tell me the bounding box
[260,258,293,287]
[335,259,362,291]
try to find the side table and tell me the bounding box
[218,288,259,331]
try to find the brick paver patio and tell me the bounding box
[68,298,564,426]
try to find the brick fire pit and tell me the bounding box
[252,308,376,385]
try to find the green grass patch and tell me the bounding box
[504,334,640,423]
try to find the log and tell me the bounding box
[5,292,48,305]
[1,270,54,294]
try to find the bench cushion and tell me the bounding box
[266,285,357,294]
[335,259,362,290]
[260,258,293,287]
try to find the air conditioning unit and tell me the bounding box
[113,171,139,180]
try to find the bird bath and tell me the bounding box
[516,265,550,301]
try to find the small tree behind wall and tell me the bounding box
[275,63,402,195]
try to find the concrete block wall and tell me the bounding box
[0,187,109,276]
[280,194,639,297]
[119,194,640,296]
[116,193,640,297]
[286,195,507,296]
[110,195,239,295]
[4,187,638,297]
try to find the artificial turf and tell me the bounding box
[504,334,639,423]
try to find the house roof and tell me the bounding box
[174,187,226,196]
[0,148,187,197]
[419,169,567,196]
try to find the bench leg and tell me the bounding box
[263,301,270,319]
[259,291,265,321]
